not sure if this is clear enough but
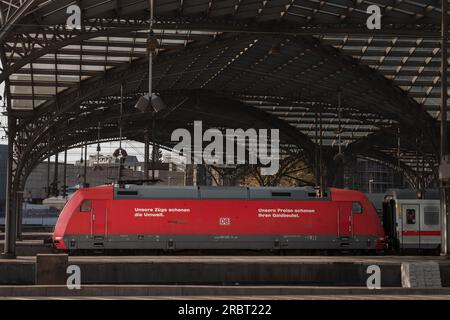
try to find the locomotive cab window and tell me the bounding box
[406,209,416,224]
[80,200,92,212]
[352,202,363,214]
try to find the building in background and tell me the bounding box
[78,154,139,169]
[344,157,406,194]
[0,151,415,212]
[25,162,137,201]
[24,154,187,203]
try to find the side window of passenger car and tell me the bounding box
[406,209,416,224]
[352,202,363,214]
[80,200,92,212]
[424,207,439,225]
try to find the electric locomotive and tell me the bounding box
[52,184,385,253]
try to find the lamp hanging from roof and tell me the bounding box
[114,84,128,183]
[134,0,166,114]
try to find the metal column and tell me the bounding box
[144,128,149,181]
[441,0,449,255]
[62,149,67,197]
[46,156,51,198]
[314,105,319,188]
[53,152,59,196]
[83,142,88,187]
[152,117,156,181]
[1,115,16,258]
[15,190,23,241]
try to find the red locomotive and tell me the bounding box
[52,185,385,252]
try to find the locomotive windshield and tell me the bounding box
[80,200,92,212]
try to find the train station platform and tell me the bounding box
[2,285,450,299]
[1,255,450,288]
[0,233,52,241]
[0,240,52,256]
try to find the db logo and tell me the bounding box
[219,217,231,226]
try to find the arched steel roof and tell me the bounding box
[0,0,448,189]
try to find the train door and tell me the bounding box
[419,202,440,250]
[91,200,107,236]
[382,199,399,249]
[400,203,420,250]
[338,202,352,238]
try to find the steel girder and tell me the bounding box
[11,0,447,35]
[0,0,42,43]
[0,1,448,257]
[0,23,150,84]
[21,94,316,182]
[2,2,447,117]
[346,129,438,191]
[2,33,442,199]
[7,33,437,155]
[16,94,434,196]
[1,1,448,112]
[3,1,439,199]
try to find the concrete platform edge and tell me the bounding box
[1,285,450,297]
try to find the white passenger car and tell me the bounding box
[383,189,440,252]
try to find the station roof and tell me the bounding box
[0,0,449,186]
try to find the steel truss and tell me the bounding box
[0,1,448,257]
